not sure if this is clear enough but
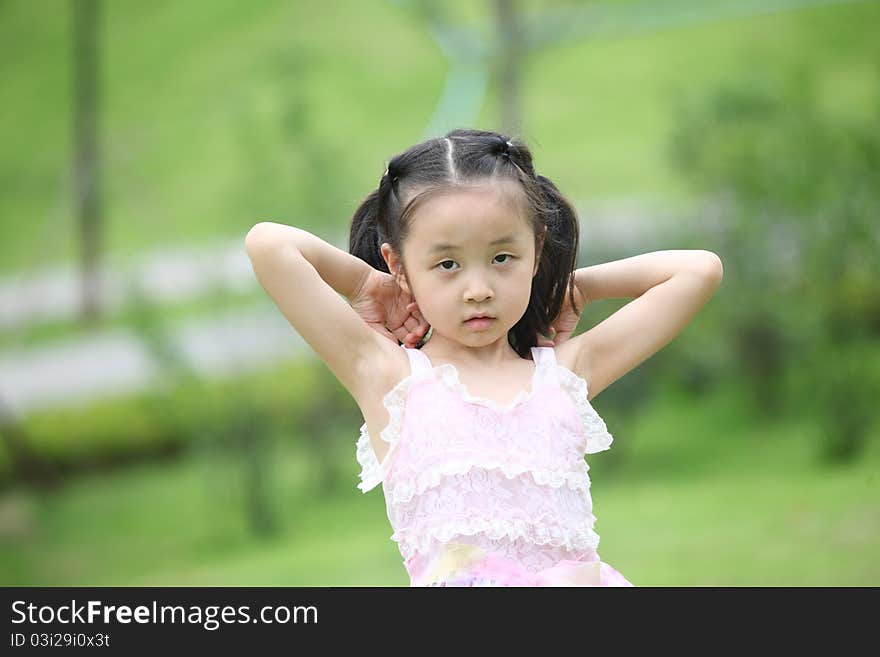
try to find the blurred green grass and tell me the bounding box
[2,0,879,273]
[1,379,876,586]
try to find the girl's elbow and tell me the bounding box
[696,251,723,286]
[245,222,272,255]
[245,222,295,259]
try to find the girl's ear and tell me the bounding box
[381,242,412,294]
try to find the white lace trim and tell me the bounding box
[392,513,601,560]
[434,357,613,454]
[554,365,614,454]
[386,460,591,506]
[355,370,419,493]
[355,424,382,493]
[433,363,534,413]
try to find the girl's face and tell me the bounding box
[382,183,540,348]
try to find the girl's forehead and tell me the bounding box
[407,186,531,248]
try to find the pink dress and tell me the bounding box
[355,344,634,587]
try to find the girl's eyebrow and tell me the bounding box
[429,235,517,253]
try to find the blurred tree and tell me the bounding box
[235,45,361,496]
[297,362,365,496]
[493,0,524,136]
[0,395,59,490]
[235,46,347,236]
[667,61,880,462]
[227,402,279,538]
[397,0,851,141]
[127,281,283,538]
[71,0,104,325]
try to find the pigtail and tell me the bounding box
[349,161,405,274]
[348,188,383,271]
[508,175,581,358]
[536,173,581,318]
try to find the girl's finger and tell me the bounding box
[404,314,429,336]
[402,316,418,334]
[397,323,422,345]
[410,309,428,331]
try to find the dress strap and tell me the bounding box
[530,346,559,386]
[403,346,434,375]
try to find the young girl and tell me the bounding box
[246,128,723,586]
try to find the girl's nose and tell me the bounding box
[464,283,494,303]
[463,267,495,302]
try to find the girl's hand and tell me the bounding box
[350,269,430,348]
[537,278,586,347]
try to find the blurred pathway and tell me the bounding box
[0,305,306,415]
[0,238,256,331]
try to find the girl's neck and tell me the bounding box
[420,333,528,367]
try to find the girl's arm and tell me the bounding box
[245,221,391,404]
[574,250,721,302]
[565,250,723,400]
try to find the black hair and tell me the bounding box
[348,128,581,358]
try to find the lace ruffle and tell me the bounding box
[386,459,591,505]
[355,371,417,493]
[426,357,613,454]
[554,366,614,454]
[355,424,382,493]
[433,363,533,413]
[392,512,601,561]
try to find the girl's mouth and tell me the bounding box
[464,317,495,330]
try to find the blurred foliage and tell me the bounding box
[8,279,368,539]
[666,59,880,463]
[234,44,351,230]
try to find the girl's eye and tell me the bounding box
[436,254,515,272]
